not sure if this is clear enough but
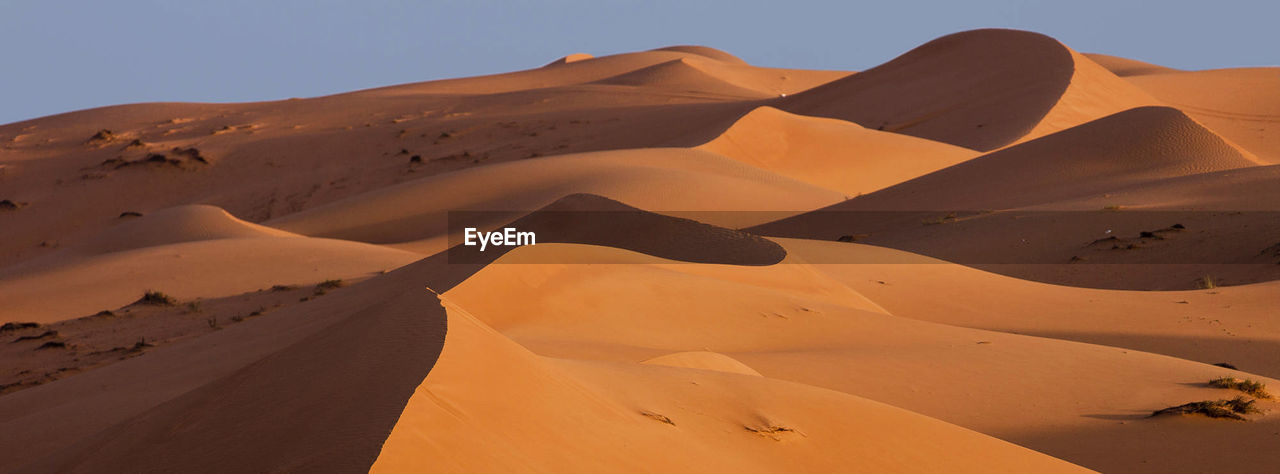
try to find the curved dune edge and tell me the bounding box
[466,193,788,266]
[370,301,1090,474]
[0,253,463,473]
[43,204,295,258]
[697,106,979,195]
[444,242,890,337]
[544,52,594,66]
[779,29,1160,151]
[432,240,1280,473]
[1014,50,1162,146]
[364,46,846,96]
[744,106,1276,289]
[1124,67,1280,164]
[0,236,421,323]
[650,45,749,64]
[591,58,777,98]
[777,237,1280,378]
[1082,53,1179,77]
[266,147,845,245]
[590,55,849,97]
[753,106,1262,214]
[640,351,764,376]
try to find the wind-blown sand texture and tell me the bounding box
[1,29,1277,473]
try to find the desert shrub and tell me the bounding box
[1151,397,1259,420]
[1209,377,1272,399]
[136,291,176,306]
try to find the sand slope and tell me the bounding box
[1126,67,1280,164]
[825,106,1261,210]
[0,204,420,322]
[435,242,1280,473]
[1,28,1276,474]
[697,106,978,195]
[780,29,1159,151]
[266,148,844,248]
[1083,53,1178,77]
[372,300,1089,473]
[0,252,454,472]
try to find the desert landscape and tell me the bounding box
[0,28,1278,473]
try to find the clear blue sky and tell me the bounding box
[2,0,1277,125]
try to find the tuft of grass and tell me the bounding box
[640,411,675,426]
[127,337,154,353]
[36,341,68,350]
[206,317,219,329]
[921,212,957,226]
[744,424,799,440]
[0,199,29,211]
[135,290,177,306]
[0,322,40,332]
[1209,377,1272,399]
[1213,362,1239,370]
[87,129,116,143]
[313,279,345,295]
[1151,397,1260,420]
[13,330,58,343]
[1196,275,1217,290]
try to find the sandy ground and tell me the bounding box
[1,29,1277,473]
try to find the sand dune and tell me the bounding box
[651,45,750,64]
[810,106,1260,210]
[372,301,1089,473]
[1083,53,1179,76]
[266,148,844,247]
[780,29,1158,151]
[590,58,774,98]
[698,106,978,194]
[362,46,846,97]
[543,52,594,66]
[438,242,1279,473]
[1,254,451,473]
[640,351,764,376]
[746,106,1275,288]
[53,204,294,257]
[1,27,1276,474]
[1125,67,1280,163]
[0,203,420,322]
[781,238,1280,379]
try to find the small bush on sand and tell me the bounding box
[136,290,176,306]
[1151,397,1260,420]
[12,330,58,343]
[1196,275,1217,289]
[314,279,345,295]
[0,322,39,332]
[87,129,116,143]
[1209,377,1272,399]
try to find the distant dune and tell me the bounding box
[1,28,1277,474]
